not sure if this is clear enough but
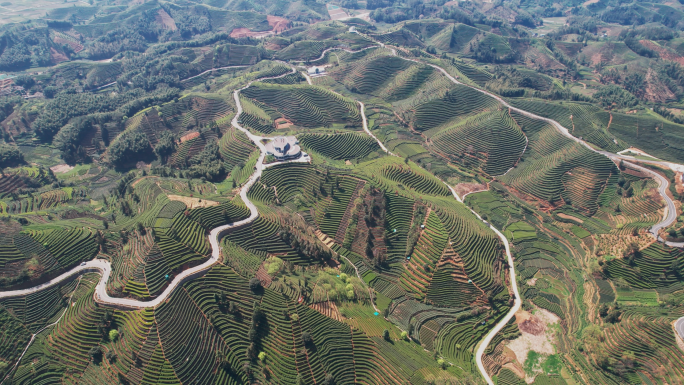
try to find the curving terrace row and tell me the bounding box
[3,33,684,385]
[354,32,684,385]
[0,65,308,308]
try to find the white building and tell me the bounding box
[265,136,302,161]
[307,66,327,77]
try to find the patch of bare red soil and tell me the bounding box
[156,9,177,31]
[518,316,546,335]
[453,182,487,198]
[268,15,290,33]
[230,15,291,38]
[180,131,200,143]
[640,40,684,66]
[50,48,69,64]
[53,37,83,53]
[274,117,293,129]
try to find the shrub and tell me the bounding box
[322,374,335,385]
[0,144,24,168]
[258,352,266,361]
[108,129,154,168]
[401,331,409,341]
[249,277,262,292]
[88,346,102,363]
[302,331,313,345]
[594,85,638,108]
[108,329,119,342]
[105,351,117,363]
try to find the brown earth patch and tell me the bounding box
[309,300,343,321]
[50,47,68,64]
[156,9,177,30]
[267,15,290,33]
[180,131,200,143]
[167,194,219,209]
[230,16,289,39]
[644,68,677,103]
[53,37,83,53]
[50,164,74,174]
[667,108,684,117]
[556,213,583,223]
[640,40,684,66]
[274,117,293,129]
[264,41,286,51]
[0,220,22,242]
[498,183,560,212]
[453,182,488,198]
[518,316,546,335]
[60,209,106,221]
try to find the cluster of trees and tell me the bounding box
[601,5,646,26]
[0,29,55,71]
[32,89,145,140]
[594,84,638,109]
[623,35,658,58]
[583,323,639,379]
[164,5,213,39]
[513,13,540,29]
[438,3,505,29]
[653,105,684,125]
[83,5,213,60]
[184,139,227,182]
[616,176,635,198]
[404,202,426,258]
[656,62,684,100]
[53,113,116,164]
[107,129,154,169]
[0,144,24,168]
[278,227,332,262]
[245,302,266,363]
[366,0,396,10]
[471,42,518,64]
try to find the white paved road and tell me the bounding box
[360,38,684,383]
[6,38,684,379]
[292,45,379,64]
[0,66,307,308]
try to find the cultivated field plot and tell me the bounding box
[3,2,684,384]
[0,0,90,24]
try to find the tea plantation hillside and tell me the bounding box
[1,0,684,384]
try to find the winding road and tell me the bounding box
[4,36,684,385]
[0,67,308,308]
[353,37,684,384]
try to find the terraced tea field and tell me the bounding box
[4,11,684,385]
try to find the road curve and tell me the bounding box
[357,101,395,156]
[292,45,379,64]
[0,66,306,308]
[6,37,684,379]
[675,318,684,341]
[348,45,521,382]
[358,39,684,383]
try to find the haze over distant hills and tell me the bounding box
[0,1,683,384]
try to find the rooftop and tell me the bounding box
[265,136,301,160]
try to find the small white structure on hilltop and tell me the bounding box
[265,136,302,161]
[307,66,327,77]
